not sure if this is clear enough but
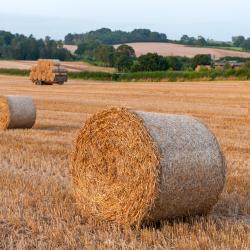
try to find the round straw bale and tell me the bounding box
[0,96,36,129]
[70,107,226,225]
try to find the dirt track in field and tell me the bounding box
[0,60,114,73]
[114,42,250,59]
[0,75,249,248]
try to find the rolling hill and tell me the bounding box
[114,43,250,59]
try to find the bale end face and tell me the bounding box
[70,107,160,225]
[0,96,10,129]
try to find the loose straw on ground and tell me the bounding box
[70,107,226,225]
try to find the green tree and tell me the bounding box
[166,56,183,70]
[132,53,169,72]
[64,33,75,45]
[94,45,115,66]
[0,31,73,60]
[192,54,212,68]
[75,41,100,59]
[180,35,206,46]
[115,45,136,72]
[195,36,207,46]
[232,36,245,47]
[180,35,192,44]
[64,28,167,45]
[242,38,250,51]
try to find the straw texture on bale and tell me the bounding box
[0,96,36,129]
[70,107,226,225]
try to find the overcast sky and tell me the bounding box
[1,0,249,41]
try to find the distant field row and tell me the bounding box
[0,60,114,73]
[1,43,250,75]
[1,67,250,82]
[114,43,250,59]
[64,43,250,59]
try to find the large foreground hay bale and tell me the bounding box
[70,107,226,225]
[0,96,36,129]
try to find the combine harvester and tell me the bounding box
[30,59,68,85]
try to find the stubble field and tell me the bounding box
[0,75,249,249]
[0,60,114,73]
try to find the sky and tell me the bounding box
[0,0,249,41]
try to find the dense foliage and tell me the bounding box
[178,34,250,52]
[68,62,250,81]
[1,29,250,72]
[65,28,168,45]
[232,36,250,51]
[131,53,169,72]
[65,28,250,53]
[94,45,116,66]
[130,54,213,73]
[114,45,136,72]
[0,31,73,60]
[74,41,211,72]
[219,56,250,63]
[192,54,212,68]
[3,62,250,82]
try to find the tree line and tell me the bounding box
[232,36,250,51]
[179,35,250,51]
[65,28,250,52]
[1,29,250,65]
[2,62,250,82]
[74,42,215,72]
[64,28,168,45]
[79,42,250,73]
[0,31,73,60]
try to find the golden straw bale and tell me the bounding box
[0,96,36,129]
[70,107,226,225]
[29,59,66,83]
[0,96,10,129]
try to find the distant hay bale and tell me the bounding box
[29,59,67,84]
[70,107,226,225]
[0,96,36,129]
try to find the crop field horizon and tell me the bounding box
[114,43,250,59]
[0,75,249,249]
[0,60,114,73]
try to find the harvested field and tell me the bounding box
[114,42,250,59]
[0,60,114,73]
[0,75,249,248]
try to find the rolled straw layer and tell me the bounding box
[70,107,226,225]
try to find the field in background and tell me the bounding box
[0,75,249,248]
[213,46,244,52]
[0,60,114,73]
[114,43,250,59]
[63,44,78,54]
